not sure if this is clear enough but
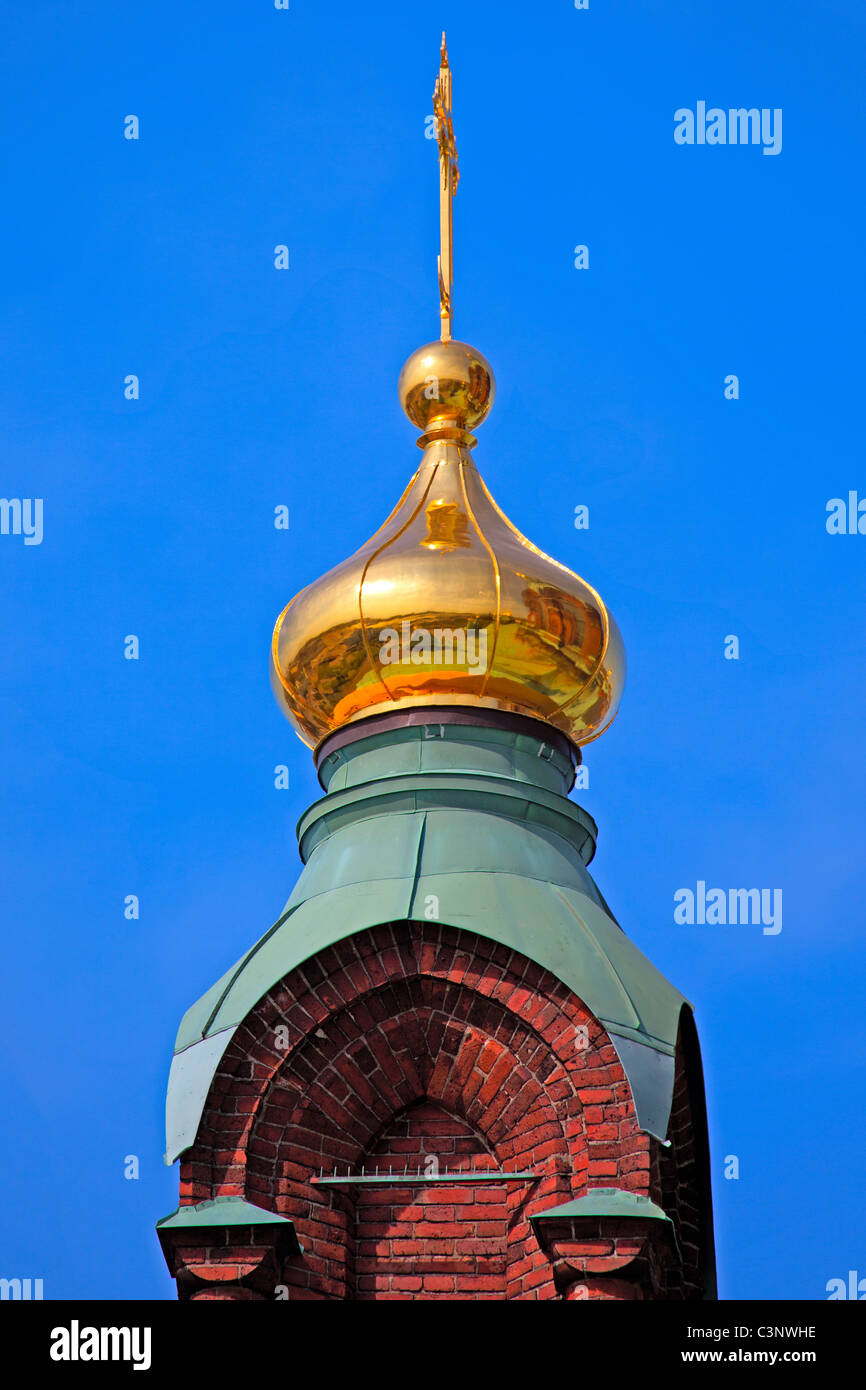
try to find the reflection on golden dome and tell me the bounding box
[270,342,625,751]
[421,499,471,551]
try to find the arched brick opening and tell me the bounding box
[355,1099,509,1299]
[241,968,584,1299]
[178,921,656,1300]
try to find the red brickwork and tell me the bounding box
[173,921,705,1299]
[355,1101,508,1299]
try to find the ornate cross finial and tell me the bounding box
[433,32,459,342]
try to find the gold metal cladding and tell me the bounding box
[433,32,459,342]
[399,340,495,435]
[270,439,625,750]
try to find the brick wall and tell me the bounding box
[355,1100,508,1299]
[173,921,703,1299]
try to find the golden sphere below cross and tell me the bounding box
[399,339,495,435]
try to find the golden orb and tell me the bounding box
[399,340,495,436]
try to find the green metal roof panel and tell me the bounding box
[173,963,245,1054]
[531,1187,671,1224]
[606,1035,676,1140]
[156,1196,303,1261]
[166,806,689,1161]
[294,806,600,906]
[165,1027,237,1162]
[156,1196,296,1230]
[195,869,683,1053]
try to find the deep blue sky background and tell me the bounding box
[1,0,863,1299]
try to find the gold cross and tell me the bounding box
[433,32,459,342]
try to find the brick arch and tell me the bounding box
[247,983,577,1300]
[247,975,574,1180]
[180,922,650,1300]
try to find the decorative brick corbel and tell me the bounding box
[531,1187,679,1300]
[156,1197,302,1301]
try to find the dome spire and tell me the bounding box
[434,32,459,342]
[397,37,496,452]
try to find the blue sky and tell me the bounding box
[1,0,863,1299]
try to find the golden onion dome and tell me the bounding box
[270,339,625,752]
